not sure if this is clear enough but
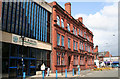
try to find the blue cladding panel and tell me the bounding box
[41,8,43,41]
[31,2,34,37]
[2,2,50,43]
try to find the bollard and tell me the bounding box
[78,68,80,75]
[65,69,67,78]
[72,68,74,76]
[42,71,45,79]
[56,70,57,79]
[23,72,25,79]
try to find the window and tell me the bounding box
[73,41,75,50]
[68,38,70,49]
[57,33,60,46]
[82,42,83,50]
[79,41,81,49]
[57,52,60,65]
[61,35,64,47]
[67,23,70,31]
[62,53,65,65]
[73,27,75,34]
[87,35,89,41]
[74,55,78,65]
[61,19,64,28]
[79,29,80,35]
[84,32,86,38]
[76,29,77,36]
[81,30,83,36]
[76,42,78,50]
[85,43,87,51]
[57,16,60,25]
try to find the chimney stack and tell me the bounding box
[78,17,83,23]
[65,2,71,15]
[94,45,98,53]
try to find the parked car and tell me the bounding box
[112,64,119,68]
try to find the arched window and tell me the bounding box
[61,19,64,28]
[67,23,70,31]
[57,16,60,25]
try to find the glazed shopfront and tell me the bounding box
[2,34,51,78]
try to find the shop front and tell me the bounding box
[2,42,51,78]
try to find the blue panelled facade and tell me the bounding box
[1,1,51,78]
[2,1,50,43]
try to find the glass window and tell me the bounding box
[79,29,80,35]
[73,41,75,50]
[57,33,60,46]
[79,41,81,49]
[57,16,60,25]
[68,38,70,49]
[81,30,82,36]
[57,52,60,65]
[84,32,86,38]
[67,23,70,31]
[61,53,65,65]
[76,29,77,36]
[82,42,83,50]
[61,19,64,28]
[87,35,89,41]
[73,27,75,34]
[61,35,64,47]
[85,43,87,51]
[76,42,78,50]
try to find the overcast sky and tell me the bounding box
[58,1,118,56]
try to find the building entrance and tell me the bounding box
[68,56,71,69]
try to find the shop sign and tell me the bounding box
[12,34,37,46]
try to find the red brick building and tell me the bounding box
[49,2,94,72]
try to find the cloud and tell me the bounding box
[74,2,118,56]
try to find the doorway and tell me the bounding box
[68,56,71,69]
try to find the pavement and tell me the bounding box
[26,68,119,79]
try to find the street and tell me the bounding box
[26,68,119,79]
[81,68,118,77]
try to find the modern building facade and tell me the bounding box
[0,0,52,78]
[49,2,94,72]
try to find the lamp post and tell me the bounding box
[21,35,25,78]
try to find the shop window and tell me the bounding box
[31,48,36,58]
[9,68,17,78]
[10,59,17,67]
[11,44,18,57]
[2,42,9,58]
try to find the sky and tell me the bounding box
[57,1,118,56]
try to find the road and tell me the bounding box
[81,68,118,77]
